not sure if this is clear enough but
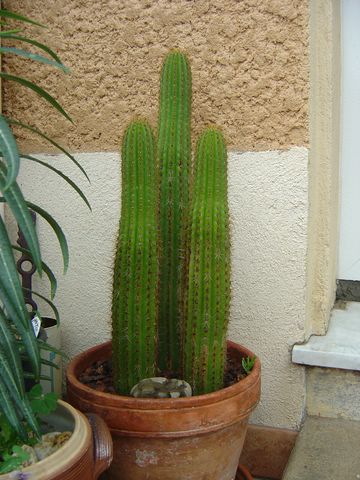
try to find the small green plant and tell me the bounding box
[0,445,30,475]
[112,51,235,396]
[242,356,257,375]
[0,385,59,474]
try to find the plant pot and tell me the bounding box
[66,341,260,480]
[0,400,113,480]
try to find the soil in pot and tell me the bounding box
[78,352,248,395]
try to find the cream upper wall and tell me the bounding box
[3,0,308,152]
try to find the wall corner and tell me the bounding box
[306,0,341,337]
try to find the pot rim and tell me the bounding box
[66,340,260,410]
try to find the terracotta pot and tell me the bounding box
[66,341,260,480]
[0,400,113,480]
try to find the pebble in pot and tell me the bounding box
[130,378,192,399]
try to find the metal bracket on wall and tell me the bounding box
[16,210,38,313]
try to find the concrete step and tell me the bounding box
[283,416,360,480]
[293,301,360,423]
[306,366,360,421]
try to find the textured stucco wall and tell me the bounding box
[8,146,308,429]
[3,0,308,152]
[229,147,308,427]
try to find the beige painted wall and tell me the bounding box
[3,0,308,152]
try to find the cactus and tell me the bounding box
[112,53,232,397]
[112,121,159,395]
[157,51,192,372]
[183,128,231,395]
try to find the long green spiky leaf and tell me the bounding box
[0,47,69,72]
[0,163,42,273]
[26,202,69,273]
[0,375,40,445]
[0,286,41,380]
[0,378,27,440]
[12,245,57,299]
[0,343,23,399]
[24,288,60,326]
[0,307,25,396]
[0,294,40,381]
[39,358,60,369]
[0,28,22,35]
[0,73,73,123]
[0,9,46,28]
[12,393,41,439]
[37,340,68,359]
[0,219,40,380]
[0,114,19,190]
[22,155,91,209]
[0,33,63,64]
[6,119,89,181]
[19,326,41,381]
[0,215,32,327]
[23,373,52,382]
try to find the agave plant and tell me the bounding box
[0,9,90,447]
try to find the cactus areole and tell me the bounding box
[112,52,232,396]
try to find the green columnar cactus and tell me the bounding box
[183,128,231,395]
[112,121,159,395]
[157,51,192,372]
[112,53,232,398]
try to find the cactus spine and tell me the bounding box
[157,51,192,372]
[183,129,230,395]
[112,121,159,395]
